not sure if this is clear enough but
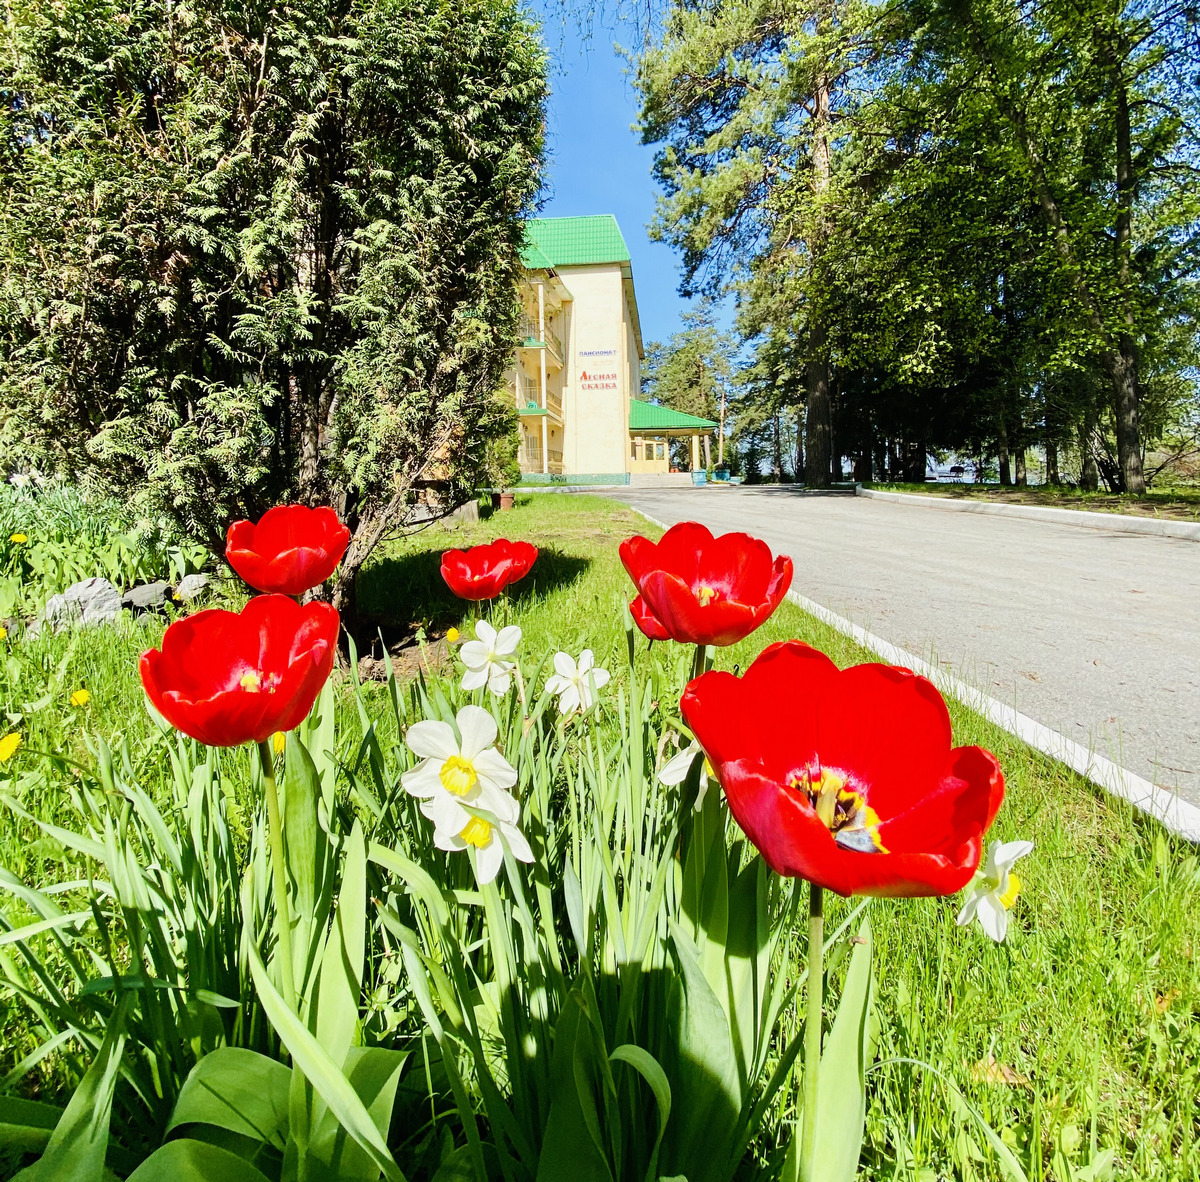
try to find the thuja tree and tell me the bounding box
[0,0,545,629]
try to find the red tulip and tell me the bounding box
[140,595,339,747]
[680,641,1004,897]
[619,521,793,647]
[440,539,538,601]
[226,505,350,596]
[630,594,671,641]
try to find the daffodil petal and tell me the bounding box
[405,720,459,761]
[457,704,498,760]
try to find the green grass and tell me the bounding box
[1,492,1197,1179]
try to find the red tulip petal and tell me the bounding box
[629,595,671,641]
[619,535,658,584]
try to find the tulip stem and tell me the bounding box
[257,739,297,1015]
[691,643,705,682]
[800,881,824,1182]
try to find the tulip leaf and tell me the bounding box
[610,1044,672,1182]
[164,1047,290,1147]
[805,918,874,1182]
[11,1000,126,1182]
[247,942,407,1182]
[535,985,615,1182]
[664,920,741,1182]
[125,1138,273,1181]
[314,820,367,1065]
[309,1047,411,1182]
[0,1097,63,1155]
[283,731,332,999]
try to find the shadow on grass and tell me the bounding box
[356,546,591,636]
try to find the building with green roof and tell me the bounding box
[510,215,712,481]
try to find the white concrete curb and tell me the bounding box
[627,505,1200,842]
[857,486,1200,542]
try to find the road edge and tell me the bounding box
[857,486,1200,541]
[627,504,1200,843]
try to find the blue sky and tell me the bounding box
[532,11,693,348]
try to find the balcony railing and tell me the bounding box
[517,316,564,363]
[516,369,539,405]
[546,388,562,417]
[521,438,543,468]
[518,314,540,343]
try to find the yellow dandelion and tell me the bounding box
[0,733,20,762]
[9,533,27,544]
[70,689,91,707]
[273,731,286,755]
[0,626,7,642]
[446,627,460,644]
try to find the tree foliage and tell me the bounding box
[0,0,546,623]
[636,0,1200,489]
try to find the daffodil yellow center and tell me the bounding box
[695,585,719,606]
[460,816,492,847]
[789,765,887,853]
[998,873,1021,910]
[440,755,478,796]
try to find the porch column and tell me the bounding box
[538,282,548,474]
[691,433,701,471]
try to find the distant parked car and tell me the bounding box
[949,465,966,480]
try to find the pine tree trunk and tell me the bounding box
[804,6,833,489]
[805,348,832,486]
[794,404,805,480]
[703,434,712,470]
[998,415,1011,486]
[1045,437,1060,484]
[1015,449,1026,487]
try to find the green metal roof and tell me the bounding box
[629,400,717,431]
[520,241,555,270]
[526,216,631,267]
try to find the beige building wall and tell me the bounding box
[559,263,635,475]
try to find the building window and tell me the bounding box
[631,441,638,460]
[655,442,665,460]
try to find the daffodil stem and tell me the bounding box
[257,739,297,1015]
[800,881,824,1182]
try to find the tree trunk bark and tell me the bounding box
[804,5,833,489]
[805,349,832,486]
[718,386,726,466]
[1106,33,1146,494]
[1045,438,1059,484]
[1079,416,1099,491]
[998,415,1011,486]
[794,404,804,479]
[772,412,783,481]
[703,434,712,470]
[1015,449,1026,487]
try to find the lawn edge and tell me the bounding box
[858,486,1200,539]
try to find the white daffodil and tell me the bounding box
[545,649,611,714]
[402,705,519,842]
[435,812,534,886]
[956,839,1033,943]
[658,738,717,811]
[459,619,521,696]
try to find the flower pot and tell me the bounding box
[499,492,515,511]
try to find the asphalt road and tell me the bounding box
[604,486,1200,807]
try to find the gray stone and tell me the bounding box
[43,577,122,631]
[122,581,170,612]
[174,573,210,601]
[441,499,480,528]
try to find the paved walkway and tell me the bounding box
[605,486,1200,807]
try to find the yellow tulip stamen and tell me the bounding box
[440,754,478,797]
[998,873,1022,910]
[695,585,719,607]
[790,765,888,853]
[460,816,493,848]
[239,670,278,694]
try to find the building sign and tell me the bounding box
[578,348,619,393]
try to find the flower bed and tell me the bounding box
[0,494,1196,1181]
